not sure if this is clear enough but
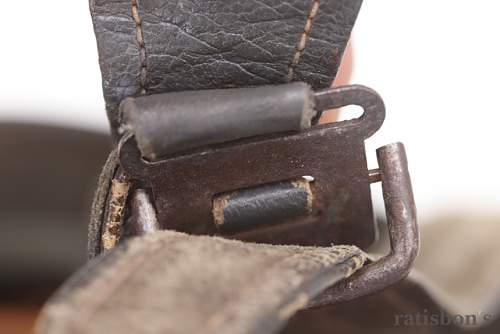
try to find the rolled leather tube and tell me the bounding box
[213,178,313,233]
[120,82,316,159]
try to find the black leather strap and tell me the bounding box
[89,0,363,136]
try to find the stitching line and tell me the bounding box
[132,0,147,94]
[287,0,321,82]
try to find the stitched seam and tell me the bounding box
[132,0,147,94]
[287,0,321,82]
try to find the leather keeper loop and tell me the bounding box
[120,82,316,160]
[213,177,313,233]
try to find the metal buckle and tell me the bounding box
[308,141,419,306]
[118,85,419,303]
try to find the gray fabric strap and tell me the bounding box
[37,230,365,334]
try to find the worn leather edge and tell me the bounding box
[88,149,119,259]
[37,230,366,334]
[214,177,313,233]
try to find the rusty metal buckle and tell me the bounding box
[118,85,418,304]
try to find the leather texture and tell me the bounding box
[36,230,366,334]
[213,177,312,233]
[89,0,363,135]
[121,82,315,159]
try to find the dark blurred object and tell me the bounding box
[0,123,109,302]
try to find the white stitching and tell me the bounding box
[131,0,147,94]
[287,0,320,82]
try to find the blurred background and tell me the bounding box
[1,1,499,333]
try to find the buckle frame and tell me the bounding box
[119,85,385,248]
